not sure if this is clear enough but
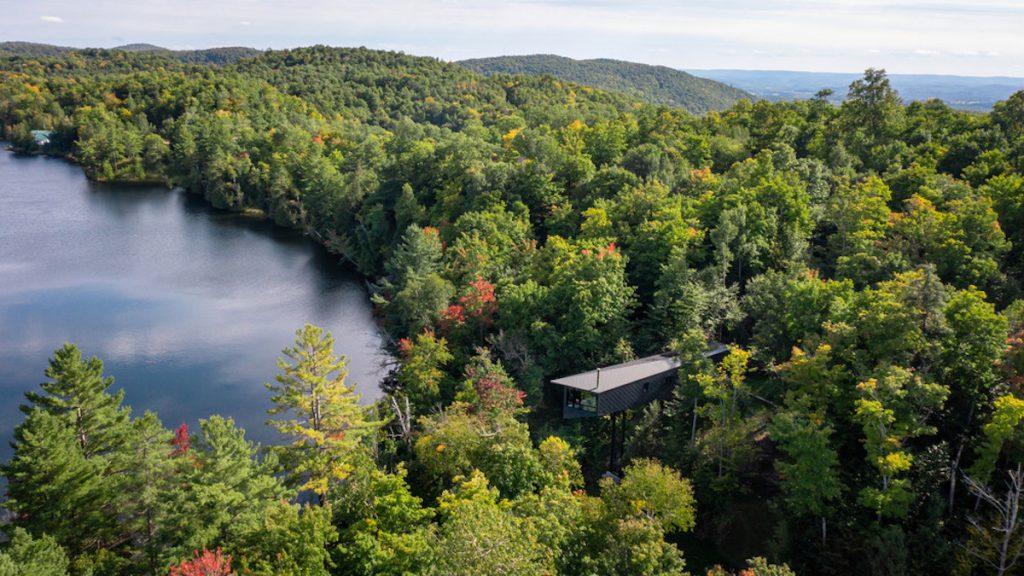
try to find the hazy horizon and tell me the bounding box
[6,41,1024,81]
[3,0,1024,77]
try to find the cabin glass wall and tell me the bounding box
[567,389,598,413]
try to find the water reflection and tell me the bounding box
[0,149,391,458]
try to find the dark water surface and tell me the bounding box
[0,149,390,458]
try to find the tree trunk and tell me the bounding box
[996,464,1022,576]
[76,406,88,453]
[948,441,964,513]
[690,397,698,446]
[719,400,726,477]
[950,405,975,514]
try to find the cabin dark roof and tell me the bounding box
[551,342,728,393]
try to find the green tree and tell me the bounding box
[23,343,130,457]
[394,331,453,412]
[541,236,636,373]
[2,410,108,553]
[981,174,1024,275]
[430,471,553,576]
[968,395,1024,485]
[589,517,687,576]
[991,91,1024,141]
[826,176,894,285]
[225,501,338,576]
[0,529,69,576]
[444,204,533,286]
[939,287,1009,508]
[537,436,585,490]
[696,347,751,479]
[744,268,854,364]
[385,225,445,285]
[840,68,904,170]
[161,416,289,561]
[2,344,132,555]
[388,273,455,336]
[332,465,434,576]
[601,459,696,534]
[770,410,841,542]
[706,557,796,576]
[582,459,695,576]
[414,401,544,499]
[854,366,948,519]
[113,412,176,573]
[647,246,740,349]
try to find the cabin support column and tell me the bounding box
[608,411,623,473]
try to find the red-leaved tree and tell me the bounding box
[168,549,234,576]
[171,423,190,456]
[441,276,497,338]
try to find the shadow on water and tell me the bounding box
[175,191,360,275]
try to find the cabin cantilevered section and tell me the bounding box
[553,343,728,419]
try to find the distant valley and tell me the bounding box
[689,69,1024,111]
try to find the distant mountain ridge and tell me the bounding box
[0,41,76,57]
[0,41,262,65]
[689,69,1024,111]
[8,43,1017,112]
[112,43,171,52]
[459,54,751,115]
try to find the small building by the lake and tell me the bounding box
[31,130,53,147]
[553,342,729,419]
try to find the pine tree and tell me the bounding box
[23,343,130,457]
[162,416,290,559]
[0,528,70,576]
[267,325,381,503]
[3,345,133,555]
[112,412,177,573]
[1,410,111,553]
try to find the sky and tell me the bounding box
[3,0,1024,76]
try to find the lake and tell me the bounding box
[0,148,391,458]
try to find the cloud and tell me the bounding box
[40,15,64,23]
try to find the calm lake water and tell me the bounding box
[0,149,390,458]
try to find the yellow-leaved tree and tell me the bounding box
[267,324,380,504]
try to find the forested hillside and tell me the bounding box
[2,46,1024,576]
[0,41,262,64]
[460,54,752,114]
[0,41,77,57]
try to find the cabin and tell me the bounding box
[31,130,52,147]
[552,342,729,419]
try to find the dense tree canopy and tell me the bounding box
[2,46,1024,575]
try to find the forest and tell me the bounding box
[1,45,1023,576]
[458,54,750,114]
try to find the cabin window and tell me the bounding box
[567,389,597,412]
